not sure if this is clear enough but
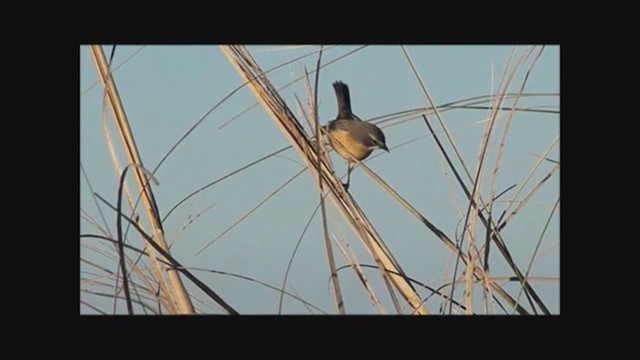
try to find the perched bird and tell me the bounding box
[325,81,389,190]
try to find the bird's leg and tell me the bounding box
[343,162,353,191]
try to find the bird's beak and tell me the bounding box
[381,144,390,153]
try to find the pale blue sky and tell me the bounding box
[80,45,560,314]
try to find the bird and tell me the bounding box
[324,81,389,190]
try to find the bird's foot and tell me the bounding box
[342,182,350,191]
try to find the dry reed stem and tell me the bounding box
[80,243,168,313]
[294,93,313,131]
[498,137,559,231]
[82,289,160,314]
[325,195,390,313]
[461,46,536,314]
[513,196,560,312]
[90,45,194,314]
[80,164,113,238]
[331,234,386,314]
[81,238,175,312]
[170,201,217,248]
[95,52,177,314]
[466,46,536,313]
[482,46,547,313]
[302,68,317,131]
[310,48,346,314]
[80,209,110,238]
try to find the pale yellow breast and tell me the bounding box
[328,129,373,162]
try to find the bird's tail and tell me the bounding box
[333,81,352,118]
